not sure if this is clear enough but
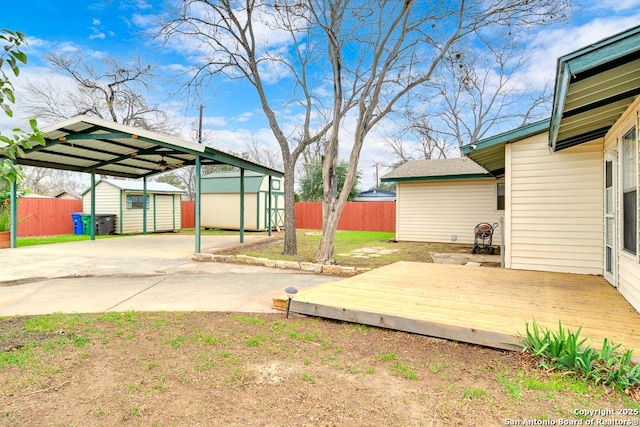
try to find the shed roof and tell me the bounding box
[201,171,275,194]
[10,115,283,179]
[381,158,491,182]
[549,24,640,151]
[82,179,186,195]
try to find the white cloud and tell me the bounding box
[583,0,640,13]
[517,14,640,91]
[234,112,254,123]
[92,18,101,26]
[89,32,106,40]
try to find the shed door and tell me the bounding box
[604,158,616,287]
[154,195,175,231]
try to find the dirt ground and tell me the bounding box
[1,312,638,426]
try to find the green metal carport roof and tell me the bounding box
[21,115,282,178]
[5,115,284,251]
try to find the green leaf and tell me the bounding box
[10,50,27,65]
[1,102,13,117]
[2,87,15,103]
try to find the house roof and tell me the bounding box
[461,119,550,176]
[353,189,396,201]
[201,171,277,194]
[381,158,492,182]
[82,179,186,195]
[11,115,283,179]
[549,24,640,151]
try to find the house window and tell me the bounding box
[496,183,505,211]
[127,195,150,209]
[622,126,637,254]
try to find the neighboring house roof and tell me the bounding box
[23,194,54,198]
[201,171,280,194]
[82,179,186,195]
[55,191,80,199]
[381,158,492,183]
[549,24,640,152]
[353,189,396,201]
[461,119,550,177]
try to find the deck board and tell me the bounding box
[287,261,640,359]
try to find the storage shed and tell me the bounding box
[82,179,185,234]
[381,158,503,245]
[201,171,285,231]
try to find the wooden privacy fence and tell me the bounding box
[17,198,82,237]
[14,199,394,236]
[181,201,195,229]
[295,201,396,232]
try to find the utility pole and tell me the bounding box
[198,104,204,144]
[373,162,385,190]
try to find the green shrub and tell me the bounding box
[522,319,640,392]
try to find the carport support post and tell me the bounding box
[267,175,272,236]
[240,168,245,243]
[195,154,201,253]
[90,170,96,240]
[143,177,148,235]
[10,177,17,248]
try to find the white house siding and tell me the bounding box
[201,193,261,230]
[506,133,603,275]
[603,97,640,313]
[82,183,121,231]
[395,179,503,245]
[154,194,178,231]
[619,256,640,312]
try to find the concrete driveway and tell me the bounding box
[0,234,339,316]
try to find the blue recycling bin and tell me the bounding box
[71,212,85,235]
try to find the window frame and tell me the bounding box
[126,194,150,210]
[496,182,505,211]
[621,125,637,255]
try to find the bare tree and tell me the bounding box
[22,167,83,196]
[390,30,553,164]
[159,0,571,262]
[158,0,341,255]
[243,137,283,170]
[24,54,175,133]
[312,0,571,263]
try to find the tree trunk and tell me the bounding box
[282,160,297,255]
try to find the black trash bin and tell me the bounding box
[95,214,116,235]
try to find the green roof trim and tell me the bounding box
[200,172,283,193]
[461,119,550,155]
[381,173,493,183]
[549,24,640,152]
[82,179,186,196]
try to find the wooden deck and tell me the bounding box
[284,262,640,359]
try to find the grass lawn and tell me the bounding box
[16,234,123,247]
[16,228,244,247]
[222,229,475,269]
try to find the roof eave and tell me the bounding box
[381,173,493,183]
[461,119,550,156]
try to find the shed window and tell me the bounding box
[622,127,637,255]
[127,195,150,209]
[496,183,505,211]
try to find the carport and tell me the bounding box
[5,115,284,251]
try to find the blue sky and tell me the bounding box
[3,0,640,189]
